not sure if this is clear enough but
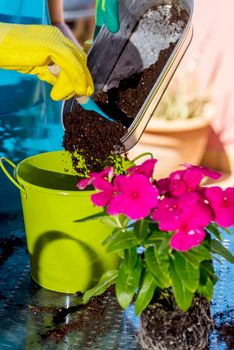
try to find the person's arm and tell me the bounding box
[48,0,81,47]
[48,0,64,24]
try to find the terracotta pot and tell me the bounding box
[129,115,212,179]
[139,296,212,350]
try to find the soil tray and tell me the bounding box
[63,0,194,151]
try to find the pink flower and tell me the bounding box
[205,187,234,227]
[91,178,114,207]
[77,166,114,190]
[169,168,202,196]
[127,159,157,178]
[151,197,181,231]
[178,205,212,233]
[156,178,170,196]
[182,164,221,180]
[107,174,158,219]
[169,165,221,197]
[152,192,213,232]
[170,227,206,252]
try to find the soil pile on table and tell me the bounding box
[30,286,120,344]
[63,5,189,175]
[213,307,234,350]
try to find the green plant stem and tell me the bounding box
[132,152,153,163]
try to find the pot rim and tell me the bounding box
[14,150,95,196]
[145,113,213,132]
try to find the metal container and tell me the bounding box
[62,0,194,151]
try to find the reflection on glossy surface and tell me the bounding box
[0,214,234,349]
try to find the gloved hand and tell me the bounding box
[95,0,120,35]
[0,22,94,100]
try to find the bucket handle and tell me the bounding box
[131,152,154,163]
[0,157,26,197]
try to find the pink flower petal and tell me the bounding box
[206,187,234,227]
[152,197,181,231]
[170,227,206,252]
[169,168,202,195]
[183,164,221,180]
[127,159,157,178]
[90,178,114,207]
[107,195,123,215]
[76,166,114,190]
[156,178,170,195]
[169,170,187,196]
[91,190,113,207]
[93,178,113,191]
[109,174,158,220]
[113,174,128,192]
[152,192,213,232]
[168,165,221,197]
[183,168,203,190]
[77,177,94,190]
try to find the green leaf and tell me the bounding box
[101,215,128,228]
[206,223,222,241]
[117,250,124,259]
[157,238,170,254]
[133,220,149,243]
[135,271,157,316]
[221,227,231,235]
[116,257,142,309]
[197,276,214,301]
[211,239,234,263]
[182,252,200,268]
[74,212,106,223]
[124,248,139,270]
[146,230,168,244]
[83,270,118,304]
[105,231,136,253]
[102,228,122,246]
[183,245,211,268]
[191,244,212,259]
[200,260,217,283]
[117,214,131,228]
[173,252,199,292]
[145,246,171,289]
[199,265,208,286]
[170,260,194,312]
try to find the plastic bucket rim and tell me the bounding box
[14,150,95,196]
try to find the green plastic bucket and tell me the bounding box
[0,151,119,293]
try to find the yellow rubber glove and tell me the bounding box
[0,22,94,100]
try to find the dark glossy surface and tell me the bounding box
[0,213,233,349]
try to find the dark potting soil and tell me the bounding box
[94,42,179,125]
[139,296,212,350]
[29,286,118,344]
[213,307,234,350]
[63,6,189,175]
[218,323,234,350]
[63,108,127,175]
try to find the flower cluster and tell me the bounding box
[77,157,234,314]
[77,159,234,252]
